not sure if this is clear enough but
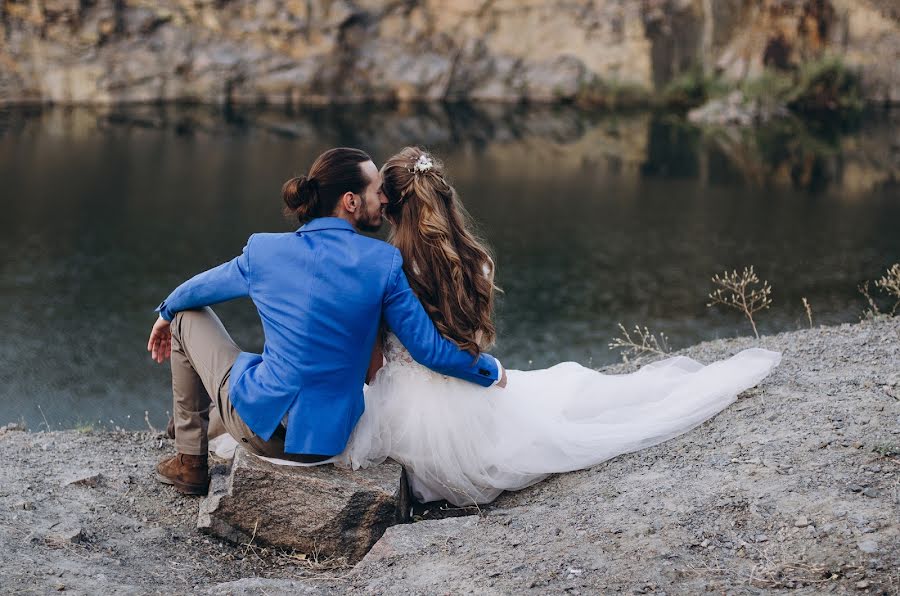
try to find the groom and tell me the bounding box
[148,147,507,495]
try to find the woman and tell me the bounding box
[337,147,781,506]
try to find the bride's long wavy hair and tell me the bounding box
[381,147,499,355]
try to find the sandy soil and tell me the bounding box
[1,318,898,595]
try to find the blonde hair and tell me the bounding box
[381,147,498,355]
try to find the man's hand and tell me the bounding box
[496,367,508,389]
[147,316,172,364]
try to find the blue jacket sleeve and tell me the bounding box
[154,239,253,321]
[382,250,499,387]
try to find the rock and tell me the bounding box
[856,580,871,589]
[687,91,788,127]
[198,449,410,564]
[794,516,810,528]
[359,517,478,566]
[862,487,879,498]
[46,527,84,545]
[64,472,103,488]
[858,540,879,554]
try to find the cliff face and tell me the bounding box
[1,0,898,105]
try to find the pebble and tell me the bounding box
[862,488,879,498]
[794,516,810,528]
[848,484,863,493]
[755,534,769,543]
[856,580,871,589]
[65,473,103,488]
[858,540,879,554]
[47,527,83,545]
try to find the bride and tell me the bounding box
[336,147,781,506]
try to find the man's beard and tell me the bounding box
[356,197,383,232]
[356,209,382,232]
[357,218,382,233]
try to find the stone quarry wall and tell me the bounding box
[1,0,898,105]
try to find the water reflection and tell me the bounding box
[0,104,897,429]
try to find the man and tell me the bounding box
[148,147,507,495]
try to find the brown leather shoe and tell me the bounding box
[156,453,209,495]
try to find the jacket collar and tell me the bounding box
[296,217,357,234]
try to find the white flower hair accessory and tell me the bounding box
[412,154,434,174]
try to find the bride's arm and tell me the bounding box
[365,333,384,385]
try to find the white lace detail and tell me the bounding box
[383,332,456,383]
[384,332,415,366]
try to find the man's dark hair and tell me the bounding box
[282,148,372,224]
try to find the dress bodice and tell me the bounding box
[384,332,416,366]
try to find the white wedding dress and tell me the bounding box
[336,333,781,506]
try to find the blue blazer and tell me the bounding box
[156,217,500,455]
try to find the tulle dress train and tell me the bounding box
[337,333,781,505]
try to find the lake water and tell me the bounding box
[1,104,898,430]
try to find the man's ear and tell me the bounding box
[340,191,357,213]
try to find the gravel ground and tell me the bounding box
[1,318,898,595]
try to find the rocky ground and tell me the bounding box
[1,317,898,595]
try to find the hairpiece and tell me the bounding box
[411,154,434,174]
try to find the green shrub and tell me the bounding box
[742,56,864,114]
[661,67,727,108]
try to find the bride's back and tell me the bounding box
[380,147,498,355]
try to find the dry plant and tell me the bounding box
[608,323,671,363]
[235,526,350,575]
[859,263,900,318]
[858,281,881,318]
[743,542,866,590]
[801,297,813,328]
[143,410,160,434]
[706,266,772,339]
[874,263,900,315]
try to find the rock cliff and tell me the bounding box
[1,0,898,105]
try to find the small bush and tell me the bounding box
[742,56,864,115]
[661,67,728,108]
[788,55,864,113]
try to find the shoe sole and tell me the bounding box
[156,472,208,496]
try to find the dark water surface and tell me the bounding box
[1,104,898,430]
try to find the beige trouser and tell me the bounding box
[169,307,328,463]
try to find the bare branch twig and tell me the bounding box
[706,266,772,339]
[608,323,670,363]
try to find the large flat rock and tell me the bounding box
[198,449,410,564]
